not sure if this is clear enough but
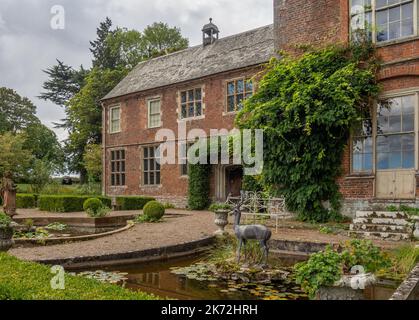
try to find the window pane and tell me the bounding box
[364,153,373,171]
[389,22,401,40]
[121,161,125,172]
[388,115,401,132]
[236,94,244,110]
[188,102,195,117]
[376,0,388,9]
[181,104,187,119]
[111,108,120,120]
[121,150,125,159]
[149,147,154,158]
[402,3,413,19]
[144,148,148,158]
[401,18,414,37]
[195,88,202,101]
[389,152,402,168]
[403,152,415,168]
[181,92,187,103]
[389,7,400,22]
[156,172,161,184]
[227,96,235,112]
[188,90,194,102]
[116,174,120,186]
[144,173,149,185]
[353,154,362,172]
[377,10,388,25]
[196,102,202,116]
[245,80,253,92]
[150,172,155,185]
[377,26,388,42]
[121,174,126,186]
[144,159,149,171]
[227,82,235,95]
[150,159,155,171]
[403,113,414,132]
[237,80,244,94]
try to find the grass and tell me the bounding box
[0,253,157,300]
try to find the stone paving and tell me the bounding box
[10,210,216,262]
[10,209,413,263]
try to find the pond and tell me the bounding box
[73,252,401,300]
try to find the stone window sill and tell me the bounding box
[376,35,419,48]
[345,174,375,180]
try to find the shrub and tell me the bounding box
[83,198,110,218]
[188,164,210,210]
[116,196,155,211]
[143,201,165,222]
[16,194,37,209]
[295,240,391,299]
[0,212,12,228]
[39,195,111,213]
[0,253,156,300]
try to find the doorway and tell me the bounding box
[225,166,243,197]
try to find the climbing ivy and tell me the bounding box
[236,43,380,222]
[188,163,211,210]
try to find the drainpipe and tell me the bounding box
[101,102,106,197]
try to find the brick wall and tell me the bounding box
[103,66,264,207]
[273,0,419,214]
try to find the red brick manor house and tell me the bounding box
[102,0,419,215]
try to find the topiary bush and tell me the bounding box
[83,198,109,218]
[16,194,37,209]
[142,201,165,222]
[0,212,12,229]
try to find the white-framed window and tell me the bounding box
[109,106,121,133]
[110,150,126,186]
[352,119,374,172]
[226,78,254,113]
[148,98,162,128]
[180,88,203,119]
[350,0,416,43]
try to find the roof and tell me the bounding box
[103,24,275,101]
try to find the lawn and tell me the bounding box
[0,253,157,300]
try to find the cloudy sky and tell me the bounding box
[0,0,273,141]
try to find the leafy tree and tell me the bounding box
[83,144,103,182]
[28,159,53,194]
[39,60,88,108]
[143,22,189,58]
[0,87,39,133]
[0,132,33,181]
[236,43,380,222]
[23,123,65,172]
[66,67,128,178]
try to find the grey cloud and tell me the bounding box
[0,0,273,142]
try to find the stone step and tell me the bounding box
[352,217,412,226]
[355,211,410,219]
[350,223,413,234]
[348,231,411,242]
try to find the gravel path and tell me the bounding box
[10,210,216,262]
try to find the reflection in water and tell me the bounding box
[77,254,399,300]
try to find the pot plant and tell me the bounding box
[0,211,14,252]
[209,203,232,236]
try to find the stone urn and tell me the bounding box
[214,210,229,236]
[0,226,14,252]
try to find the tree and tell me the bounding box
[39,60,88,108]
[0,132,33,181]
[0,87,39,134]
[83,144,103,182]
[23,123,65,172]
[90,17,118,69]
[143,22,189,58]
[66,67,128,178]
[236,43,380,222]
[28,159,53,194]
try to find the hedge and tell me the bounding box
[188,164,211,210]
[0,253,156,300]
[38,195,111,213]
[116,196,155,211]
[16,194,38,209]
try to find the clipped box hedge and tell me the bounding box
[38,195,111,213]
[116,196,155,211]
[0,253,156,300]
[16,194,38,209]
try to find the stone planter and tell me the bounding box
[0,226,14,252]
[214,210,229,236]
[317,273,376,300]
[412,216,419,240]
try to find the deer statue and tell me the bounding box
[232,196,272,265]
